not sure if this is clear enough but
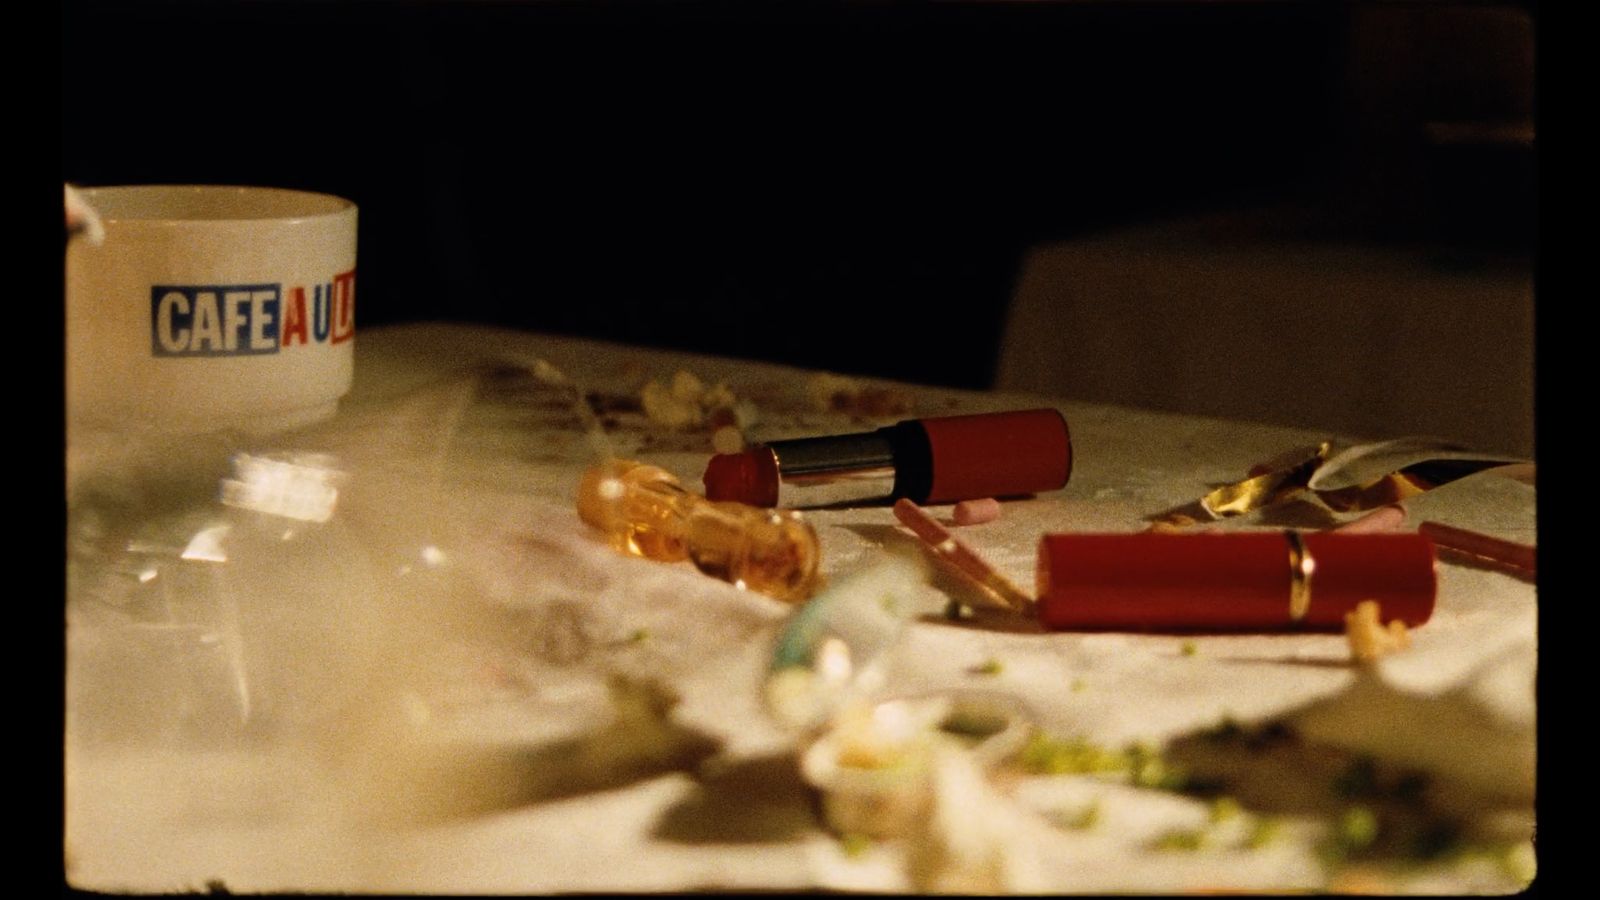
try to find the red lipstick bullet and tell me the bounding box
[1035,531,1437,632]
[703,408,1072,508]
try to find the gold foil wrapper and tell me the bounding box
[1157,438,1531,526]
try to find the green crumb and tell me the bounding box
[1335,806,1380,852]
[1208,796,1242,824]
[877,593,899,614]
[1126,742,1188,790]
[971,658,1004,676]
[627,628,651,644]
[1245,817,1281,850]
[1056,800,1101,831]
[1135,759,1190,791]
[1020,734,1189,790]
[1152,828,1206,852]
[1019,734,1130,776]
[839,832,873,859]
[939,708,1009,742]
[1180,640,1198,657]
[1070,677,1087,692]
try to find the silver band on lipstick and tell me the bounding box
[769,433,897,508]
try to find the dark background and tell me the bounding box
[61,0,1535,393]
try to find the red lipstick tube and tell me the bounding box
[1035,532,1437,632]
[703,408,1072,509]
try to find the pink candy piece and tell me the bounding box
[952,497,1002,526]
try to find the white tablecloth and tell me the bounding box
[64,323,1536,894]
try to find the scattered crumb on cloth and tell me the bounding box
[638,369,758,449]
[806,372,911,418]
[1344,600,1411,663]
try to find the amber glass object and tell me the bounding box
[577,460,821,602]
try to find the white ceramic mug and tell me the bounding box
[66,185,358,434]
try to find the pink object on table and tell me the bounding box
[1331,505,1407,534]
[892,498,1032,611]
[952,497,1002,526]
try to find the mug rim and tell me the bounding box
[77,184,355,225]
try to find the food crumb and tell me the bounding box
[970,658,1004,676]
[839,832,874,858]
[806,371,910,417]
[670,370,705,402]
[639,369,753,437]
[531,358,566,385]
[952,497,1002,526]
[702,381,736,408]
[1128,744,1188,790]
[1018,734,1131,776]
[1245,817,1281,849]
[1180,640,1198,657]
[640,379,701,429]
[1208,796,1241,824]
[1152,828,1206,852]
[1344,600,1411,663]
[1054,800,1100,831]
[938,708,1010,742]
[1334,806,1380,852]
[807,372,861,411]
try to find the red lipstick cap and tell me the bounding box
[1035,532,1437,632]
[1299,531,1438,626]
[702,446,781,509]
[921,409,1072,504]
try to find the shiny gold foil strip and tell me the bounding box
[1177,439,1528,524]
[1283,530,1314,623]
[1198,442,1330,519]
